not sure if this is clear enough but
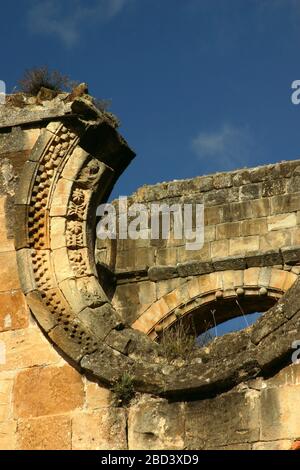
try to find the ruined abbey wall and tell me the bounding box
[107,161,300,334]
[0,94,300,450]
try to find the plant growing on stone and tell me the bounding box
[160,318,197,361]
[18,66,74,95]
[92,97,111,112]
[111,372,135,407]
[196,319,214,347]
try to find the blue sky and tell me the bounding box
[2,0,300,198]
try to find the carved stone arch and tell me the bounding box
[133,268,298,339]
[13,102,300,399]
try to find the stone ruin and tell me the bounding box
[0,88,300,450]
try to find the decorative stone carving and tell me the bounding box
[66,220,84,248]
[13,98,300,399]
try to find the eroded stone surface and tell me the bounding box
[1,90,300,450]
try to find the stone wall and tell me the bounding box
[0,92,300,450]
[105,161,300,333]
[0,114,126,450]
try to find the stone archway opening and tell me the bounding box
[136,268,297,344]
[10,95,300,398]
[154,292,278,351]
[198,311,263,343]
[185,292,277,338]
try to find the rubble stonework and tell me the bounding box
[0,90,300,449]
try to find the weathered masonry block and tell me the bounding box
[0,89,300,450]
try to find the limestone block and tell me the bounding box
[72,409,127,450]
[260,385,300,440]
[177,260,213,277]
[267,213,297,231]
[27,128,55,162]
[260,230,292,252]
[128,401,185,450]
[281,246,300,265]
[187,278,202,298]
[0,421,17,450]
[204,206,223,225]
[15,249,35,293]
[251,199,270,218]
[48,324,88,362]
[271,193,300,215]
[0,327,60,372]
[211,239,229,258]
[80,345,139,389]
[197,175,213,192]
[85,381,111,409]
[13,365,84,418]
[156,247,177,266]
[291,227,300,246]
[206,271,224,292]
[269,269,288,290]
[49,178,73,216]
[213,256,246,271]
[262,179,287,197]
[263,364,300,388]
[164,288,182,310]
[232,170,252,186]
[132,298,169,333]
[78,304,123,340]
[244,267,261,287]
[288,175,300,193]
[245,250,282,268]
[14,161,38,205]
[0,374,13,421]
[50,217,66,250]
[131,247,154,268]
[204,188,234,206]
[258,266,273,287]
[0,251,21,291]
[61,146,89,181]
[13,204,30,250]
[240,218,268,236]
[46,121,63,134]
[222,270,243,291]
[17,415,71,450]
[184,390,260,449]
[105,327,158,358]
[213,173,232,189]
[25,290,57,332]
[239,183,261,201]
[155,279,183,300]
[194,273,213,294]
[52,247,74,283]
[249,166,269,182]
[224,201,252,222]
[255,316,300,366]
[216,222,240,239]
[205,225,216,242]
[0,126,39,154]
[229,236,260,256]
[59,277,107,314]
[116,250,134,270]
[138,281,156,304]
[283,271,297,291]
[176,243,210,263]
[148,265,178,281]
[0,202,15,253]
[0,290,29,332]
